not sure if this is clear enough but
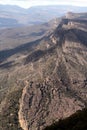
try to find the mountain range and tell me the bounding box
[0,4,87,28]
[0,12,87,130]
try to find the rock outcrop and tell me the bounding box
[18,15,87,130]
[0,13,87,130]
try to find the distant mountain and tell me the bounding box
[0,12,87,130]
[0,4,26,13]
[0,4,87,28]
[0,4,27,28]
[0,17,60,51]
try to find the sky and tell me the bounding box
[0,0,87,8]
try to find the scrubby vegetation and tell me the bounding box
[0,12,87,130]
[0,88,23,130]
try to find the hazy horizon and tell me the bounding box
[0,0,87,9]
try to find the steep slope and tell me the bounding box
[0,18,60,130]
[0,13,87,130]
[18,14,87,130]
[44,108,87,130]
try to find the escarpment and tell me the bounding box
[0,13,87,130]
[18,16,87,129]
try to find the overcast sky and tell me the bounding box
[0,0,87,8]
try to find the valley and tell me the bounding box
[0,12,87,130]
[0,5,87,28]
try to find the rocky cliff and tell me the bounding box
[18,15,87,130]
[0,13,87,130]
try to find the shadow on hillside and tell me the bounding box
[44,108,87,130]
[0,61,14,69]
[0,37,44,63]
[55,27,87,47]
[0,28,87,66]
[67,29,87,47]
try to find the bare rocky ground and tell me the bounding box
[0,12,87,130]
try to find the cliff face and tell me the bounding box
[0,13,87,130]
[18,15,87,130]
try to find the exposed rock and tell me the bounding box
[19,80,85,130]
[0,13,87,130]
[18,14,87,130]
